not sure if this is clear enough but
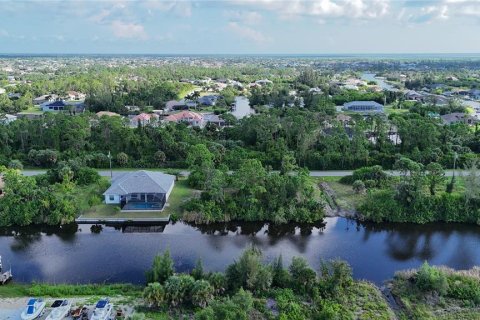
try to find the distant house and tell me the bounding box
[96,111,120,117]
[165,99,196,111]
[253,79,273,86]
[405,90,424,101]
[203,113,226,127]
[0,88,5,95]
[125,105,140,112]
[343,101,384,113]
[342,84,359,91]
[130,113,159,127]
[309,87,323,94]
[66,91,86,101]
[469,89,480,100]
[441,113,479,126]
[33,94,59,105]
[103,170,175,211]
[0,114,17,124]
[41,100,85,113]
[164,111,204,127]
[198,95,219,106]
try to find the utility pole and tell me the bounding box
[107,151,112,179]
[453,151,458,177]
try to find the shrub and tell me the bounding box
[116,152,129,167]
[146,250,175,284]
[76,167,101,185]
[352,180,366,194]
[8,159,23,170]
[342,165,389,187]
[416,262,449,296]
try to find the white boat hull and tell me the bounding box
[90,304,113,320]
[20,301,46,320]
[46,303,72,320]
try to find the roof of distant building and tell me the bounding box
[165,111,203,122]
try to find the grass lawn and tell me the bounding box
[79,179,195,220]
[384,105,409,115]
[18,106,43,115]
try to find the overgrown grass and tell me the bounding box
[392,265,480,319]
[0,283,142,298]
[347,281,396,320]
[0,283,29,298]
[27,283,143,297]
[315,176,367,210]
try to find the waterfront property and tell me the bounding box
[343,101,384,113]
[441,112,479,125]
[103,170,175,211]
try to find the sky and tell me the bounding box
[1,0,480,54]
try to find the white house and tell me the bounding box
[103,171,175,211]
[1,114,17,124]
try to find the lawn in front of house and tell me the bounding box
[18,106,43,115]
[79,179,195,219]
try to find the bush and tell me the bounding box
[416,262,449,296]
[352,180,366,194]
[116,152,129,167]
[146,250,175,284]
[341,165,388,187]
[8,159,23,170]
[76,167,101,185]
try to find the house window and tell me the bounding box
[109,195,115,201]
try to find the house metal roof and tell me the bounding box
[103,170,175,195]
[344,101,383,108]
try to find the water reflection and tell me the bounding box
[0,218,478,284]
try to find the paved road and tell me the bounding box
[22,169,459,177]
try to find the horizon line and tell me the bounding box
[2,52,480,56]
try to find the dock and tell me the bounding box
[75,216,171,224]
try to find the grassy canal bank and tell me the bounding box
[0,262,479,319]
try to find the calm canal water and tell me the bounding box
[232,96,254,119]
[361,73,395,91]
[0,217,479,285]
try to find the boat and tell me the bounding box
[46,299,72,320]
[71,305,88,319]
[90,298,113,320]
[20,298,46,320]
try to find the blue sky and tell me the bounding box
[1,0,480,54]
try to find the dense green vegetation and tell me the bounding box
[141,248,394,319]
[183,145,325,223]
[391,262,480,319]
[0,165,105,227]
[344,159,480,224]
[0,105,477,171]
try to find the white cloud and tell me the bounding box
[225,10,263,25]
[110,20,148,40]
[90,9,112,24]
[143,0,192,17]
[402,0,480,23]
[231,0,390,20]
[228,21,271,43]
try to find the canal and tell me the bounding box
[1,217,479,285]
[361,73,395,91]
[232,96,254,119]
